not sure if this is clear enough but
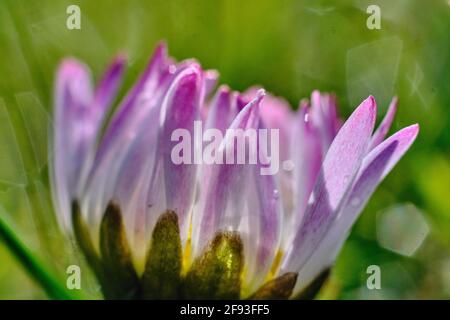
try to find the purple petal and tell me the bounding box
[280,96,377,273]
[81,43,172,222]
[80,43,171,238]
[92,54,127,112]
[282,104,322,250]
[293,124,419,293]
[158,65,204,243]
[204,69,219,97]
[113,106,161,267]
[200,70,220,121]
[94,42,170,164]
[52,55,126,229]
[84,99,162,267]
[200,86,242,199]
[81,64,204,265]
[310,91,340,153]
[191,90,265,258]
[243,152,283,293]
[205,85,239,132]
[342,124,420,230]
[368,96,398,150]
[52,59,93,228]
[76,55,127,193]
[244,87,293,162]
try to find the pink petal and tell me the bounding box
[368,96,398,150]
[158,65,204,244]
[191,90,265,259]
[292,124,419,294]
[280,96,377,273]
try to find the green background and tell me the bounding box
[0,0,449,299]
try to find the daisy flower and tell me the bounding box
[50,42,418,299]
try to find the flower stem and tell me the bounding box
[0,215,78,300]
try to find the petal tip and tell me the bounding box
[363,95,377,124]
[392,95,398,104]
[409,123,420,137]
[205,69,219,79]
[155,40,168,55]
[175,65,203,87]
[400,123,420,139]
[366,95,376,108]
[113,53,128,65]
[218,84,231,94]
[58,58,85,75]
[256,88,266,101]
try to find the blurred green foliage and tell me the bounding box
[0,0,449,299]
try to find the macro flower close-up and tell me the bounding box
[49,42,418,299]
[0,0,449,308]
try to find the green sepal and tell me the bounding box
[294,268,330,300]
[71,201,103,280]
[249,272,298,300]
[141,210,182,299]
[183,232,243,299]
[99,202,139,299]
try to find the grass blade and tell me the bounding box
[0,215,79,300]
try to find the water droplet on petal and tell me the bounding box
[308,192,316,204]
[168,65,176,74]
[304,113,310,123]
[273,189,279,199]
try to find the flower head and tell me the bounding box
[50,42,418,299]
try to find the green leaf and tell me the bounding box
[0,214,79,299]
